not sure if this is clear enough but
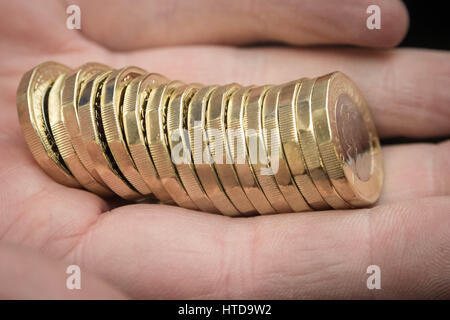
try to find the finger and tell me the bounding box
[0,241,126,299]
[3,139,446,257]
[0,0,90,53]
[74,0,408,50]
[5,47,449,139]
[110,46,449,138]
[64,196,450,299]
[379,141,450,205]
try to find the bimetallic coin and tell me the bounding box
[207,84,256,216]
[227,87,275,215]
[244,86,292,213]
[61,63,112,194]
[16,62,79,187]
[166,84,218,213]
[50,71,113,196]
[310,72,383,207]
[78,71,141,200]
[262,85,310,212]
[122,73,174,204]
[188,86,240,216]
[296,78,349,209]
[146,81,199,210]
[101,67,151,196]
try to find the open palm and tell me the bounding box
[1,0,449,299]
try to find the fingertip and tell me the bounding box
[357,0,410,48]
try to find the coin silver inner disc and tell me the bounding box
[335,93,372,182]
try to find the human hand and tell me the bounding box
[0,0,449,299]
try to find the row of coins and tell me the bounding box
[17,62,383,216]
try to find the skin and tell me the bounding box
[0,0,449,299]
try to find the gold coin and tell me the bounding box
[243,86,292,213]
[166,84,218,213]
[297,77,351,209]
[17,61,382,212]
[101,67,152,196]
[262,85,311,212]
[146,81,199,210]
[188,86,240,216]
[61,63,112,195]
[310,72,383,207]
[16,62,79,187]
[122,73,174,204]
[227,86,275,215]
[50,69,113,197]
[207,84,256,216]
[278,80,331,210]
[78,70,141,200]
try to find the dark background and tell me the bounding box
[400,0,449,50]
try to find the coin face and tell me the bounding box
[122,73,174,203]
[311,72,383,206]
[335,94,372,182]
[16,62,80,187]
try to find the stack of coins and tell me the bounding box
[16,62,383,216]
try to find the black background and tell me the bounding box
[400,0,449,50]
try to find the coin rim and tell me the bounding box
[207,84,257,216]
[146,80,199,210]
[51,72,114,196]
[166,83,219,213]
[77,70,142,200]
[293,78,350,209]
[227,86,275,215]
[243,85,292,213]
[262,85,311,212]
[101,67,152,195]
[61,63,112,193]
[187,85,240,216]
[16,61,80,187]
[122,73,175,203]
